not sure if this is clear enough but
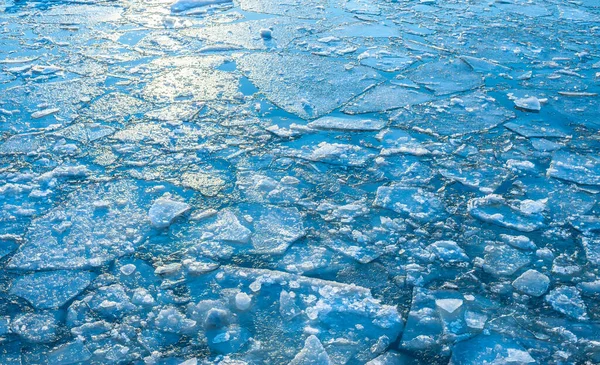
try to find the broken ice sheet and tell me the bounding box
[342,83,434,115]
[8,181,150,270]
[468,195,546,232]
[391,92,514,137]
[182,17,318,50]
[237,53,382,119]
[10,270,94,309]
[548,151,600,186]
[373,185,446,223]
[1,0,600,362]
[407,58,483,96]
[282,141,374,167]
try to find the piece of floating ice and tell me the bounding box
[548,151,600,186]
[285,142,373,167]
[48,341,92,365]
[468,195,546,232]
[0,56,39,64]
[10,270,94,309]
[289,335,332,365]
[149,198,190,229]
[558,91,597,97]
[342,84,433,114]
[407,59,483,96]
[482,243,531,277]
[581,235,600,266]
[249,205,305,254]
[234,292,251,311]
[514,96,541,112]
[31,108,60,119]
[170,0,232,12]
[512,269,550,297]
[435,299,464,314]
[504,120,567,138]
[545,286,588,321]
[451,334,535,365]
[308,116,386,131]
[391,92,513,137]
[237,53,381,119]
[8,181,148,270]
[500,234,536,250]
[427,240,469,263]
[373,185,445,223]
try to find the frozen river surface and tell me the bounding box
[0,0,599,364]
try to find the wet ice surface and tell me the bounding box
[0,0,599,364]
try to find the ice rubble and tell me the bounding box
[1,0,599,363]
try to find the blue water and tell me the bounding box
[0,0,599,364]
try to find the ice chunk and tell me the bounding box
[545,286,588,321]
[514,96,541,112]
[235,292,252,311]
[468,195,545,232]
[581,235,600,266]
[482,243,531,277]
[171,0,232,12]
[8,181,148,270]
[392,92,514,137]
[407,59,482,95]
[250,205,305,254]
[451,334,535,365]
[308,116,386,131]
[155,307,197,334]
[235,0,326,18]
[48,341,92,365]
[85,92,149,123]
[149,198,190,229]
[11,313,59,343]
[548,151,600,186]
[500,234,537,250]
[504,120,568,138]
[435,299,463,314]
[373,186,446,223]
[237,53,381,119]
[31,107,60,119]
[342,84,433,114]
[206,210,252,244]
[427,240,469,263]
[289,335,332,365]
[10,270,94,309]
[285,142,373,167]
[512,270,550,297]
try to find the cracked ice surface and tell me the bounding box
[0,0,599,364]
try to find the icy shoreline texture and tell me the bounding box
[0,0,599,364]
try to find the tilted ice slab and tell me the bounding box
[237,53,382,119]
[8,180,149,270]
